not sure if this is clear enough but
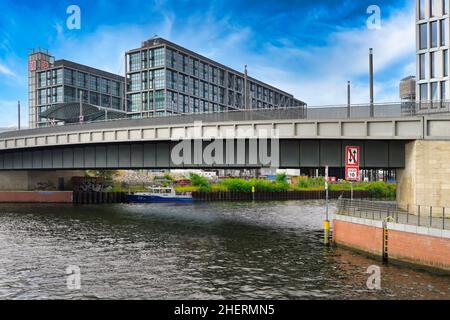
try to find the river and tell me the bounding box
[0,201,448,300]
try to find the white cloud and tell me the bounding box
[44,2,415,107]
[246,4,416,105]
[0,62,15,77]
[0,100,24,128]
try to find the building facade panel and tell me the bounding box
[416,0,450,102]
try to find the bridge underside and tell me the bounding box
[0,139,406,170]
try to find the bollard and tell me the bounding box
[252,186,255,201]
[323,220,330,245]
[382,220,389,262]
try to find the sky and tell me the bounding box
[0,0,416,128]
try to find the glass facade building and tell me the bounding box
[416,0,449,102]
[28,50,125,128]
[125,38,306,117]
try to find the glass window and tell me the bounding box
[441,20,446,46]
[154,48,165,67]
[419,23,428,50]
[444,49,448,76]
[129,52,140,72]
[155,90,165,110]
[431,0,437,17]
[420,0,426,19]
[56,69,63,85]
[130,73,141,91]
[431,82,439,100]
[100,78,108,93]
[154,68,165,89]
[101,94,110,107]
[64,86,76,102]
[444,0,448,14]
[38,72,46,87]
[441,81,447,100]
[129,93,141,112]
[431,51,436,78]
[431,21,438,48]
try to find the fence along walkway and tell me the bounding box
[336,198,450,230]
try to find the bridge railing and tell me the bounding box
[336,198,450,230]
[7,100,450,138]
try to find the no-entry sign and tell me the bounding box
[345,146,360,181]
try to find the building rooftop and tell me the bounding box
[54,59,125,82]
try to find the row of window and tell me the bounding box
[61,68,122,97]
[419,80,447,100]
[419,0,448,20]
[419,49,448,79]
[38,86,122,109]
[129,48,165,72]
[127,89,294,114]
[418,19,446,50]
[38,69,63,87]
[129,70,286,105]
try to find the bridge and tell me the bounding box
[1,102,450,212]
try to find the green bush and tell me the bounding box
[364,181,396,199]
[189,173,211,192]
[296,176,325,190]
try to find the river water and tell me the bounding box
[0,201,448,300]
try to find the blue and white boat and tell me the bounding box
[127,187,193,203]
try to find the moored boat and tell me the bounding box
[127,187,193,203]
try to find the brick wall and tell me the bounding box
[333,220,383,256]
[0,191,73,203]
[389,230,450,271]
[333,217,450,271]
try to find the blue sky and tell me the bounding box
[0,0,415,127]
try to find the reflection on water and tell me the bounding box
[0,201,448,300]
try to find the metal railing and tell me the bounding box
[336,198,450,230]
[7,100,450,139]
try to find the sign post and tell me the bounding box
[345,146,361,200]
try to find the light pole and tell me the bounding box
[369,48,374,117]
[347,81,351,118]
[17,100,21,130]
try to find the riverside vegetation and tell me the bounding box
[175,174,397,199]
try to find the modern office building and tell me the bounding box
[28,49,126,128]
[125,38,306,117]
[416,0,449,102]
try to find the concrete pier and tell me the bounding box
[397,140,450,214]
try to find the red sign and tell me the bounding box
[346,146,360,166]
[345,146,360,181]
[29,60,37,71]
[345,166,360,181]
[41,60,49,70]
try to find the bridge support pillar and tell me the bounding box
[0,170,85,191]
[397,140,450,214]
